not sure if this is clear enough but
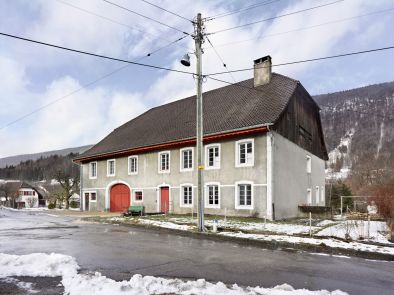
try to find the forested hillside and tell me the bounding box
[0,153,80,181]
[314,80,394,190]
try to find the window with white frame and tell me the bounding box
[307,188,312,205]
[315,186,320,204]
[159,151,170,173]
[205,144,220,169]
[235,182,253,209]
[306,156,312,173]
[128,156,138,175]
[205,183,220,208]
[134,190,143,202]
[180,148,193,171]
[236,139,254,167]
[180,184,193,207]
[84,191,97,210]
[107,159,116,176]
[89,162,97,179]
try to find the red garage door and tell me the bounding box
[110,184,130,212]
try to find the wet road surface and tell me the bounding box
[0,209,393,294]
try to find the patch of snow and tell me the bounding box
[219,232,394,256]
[138,219,195,231]
[0,253,348,295]
[315,220,391,244]
[316,220,337,227]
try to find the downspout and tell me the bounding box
[266,126,275,220]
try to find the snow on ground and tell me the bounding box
[166,217,317,235]
[0,277,39,294]
[315,220,391,244]
[0,253,348,295]
[219,232,394,256]
[109,217,196,231]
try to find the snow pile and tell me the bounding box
[316,220,391,244]
[138,219,195,231]
[0,253,79,278]
[0,253,348,295]
[219,232,394,256]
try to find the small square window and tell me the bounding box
[90,192,97,201]
[134,191,143,202]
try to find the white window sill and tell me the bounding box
[180,168,193,172]
[235,163,254,168]
[205,166,220,170]
[128,172,138,176]
[158,170,170,174]
[205,204,220,209]
[235,205,253,210]
[180,204,193,208]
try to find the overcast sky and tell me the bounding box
[1,0,394,158]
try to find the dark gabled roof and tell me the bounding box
[76,73,299,160]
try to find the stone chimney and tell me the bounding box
[253,55,272,87]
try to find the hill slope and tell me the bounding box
[0,145,93,168]
[314,81,394,179]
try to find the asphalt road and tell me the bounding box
[0,209,393,294]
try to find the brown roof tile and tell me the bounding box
[76,73,299,160]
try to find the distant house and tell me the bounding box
[0,181,47,209]
[74,56,328,220]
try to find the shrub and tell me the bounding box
[70,201,79,209]
[48,203,56,209]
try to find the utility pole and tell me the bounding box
[193,13,205,232]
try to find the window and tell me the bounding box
[180,148,193,171]
[205,183,220,208]
[107,159,116,176]
[89,162,97,179]
[180,184,193,207]
[158,151,170,173]
[235,182,253,209]
[236,139,254,167]
[128,156,138,175]
[315,186,320,204]
[205,144,220,169]
[306,156,311,173]
[84,191,97,211]
[307,189,312,205]
[134,190,143,202]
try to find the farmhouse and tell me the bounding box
[74,56,328,220]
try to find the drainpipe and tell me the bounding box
[266,126,274,220]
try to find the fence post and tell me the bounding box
[224,208,227,223]
[367,215,370,240]
[309,212,312,237]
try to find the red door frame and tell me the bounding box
[110,184,130,212]
[160,187,169,213]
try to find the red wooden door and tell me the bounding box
[160,187,169,213]
[110,184,130,212]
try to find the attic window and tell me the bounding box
[299,125,312,149]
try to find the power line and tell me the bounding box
[205,36,236,83]
[212,7,394,48]
[55,0,188,49]
[205,0,280,21]
[139,0,191,22]
[206,45,394,76]
[210,0,344,34]
[208,77,394,120]
[0,36,188,130]
[102,0,190,35]
[0,32,194,75]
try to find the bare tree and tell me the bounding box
[26,196,37,208]
[373,184,394,242]
[0,183,20,208]
[54,171,79,209]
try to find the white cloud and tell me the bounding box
[1,0,394,157]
